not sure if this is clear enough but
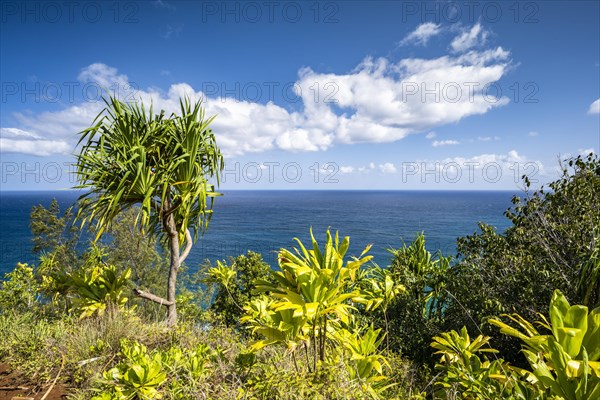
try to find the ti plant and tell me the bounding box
[354,265,405,351]
[389,233,450,319]
[95,340,167,400]
[69,263,132,319]
[335,326,393,398]
[245,228,373,374]
[490,289,600,400]
[431,326,540,399]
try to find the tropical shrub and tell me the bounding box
[94,339,167,400]
[204,251,272,327]
[431,326,541,399]
[490,289,600,399]
[42,246,132,318]
[433,289,600,399]
[0,262,40,313]
[445,153,600,364]
[386,233,451,364]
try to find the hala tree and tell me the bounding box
[75,95,223,326]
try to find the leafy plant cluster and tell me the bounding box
[0,95,598,399]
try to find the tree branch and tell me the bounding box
[179,229,193,264]
[133,288,173,306]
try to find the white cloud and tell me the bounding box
[441,149,532,169]
[432,139,460,147]
[432,150,546,181]
[425,131,437,139]
[1,127,42,139]
[379,162,397,173]
[0,138,70,156]
[528,131,539,137]
[579,148,595,155]
[400,23,442,46]
[78,63,129,89]
[3,46,511,157]
[340,162,396,174]
[451,23,489,53]
[0,131,71,156]
[588,98,600,114]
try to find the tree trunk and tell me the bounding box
[165,213,180,327]
[133,198,194,327]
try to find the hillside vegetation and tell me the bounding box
[0,96,598,399]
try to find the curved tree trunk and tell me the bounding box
[166,219,180,326]
[133,196,195,327]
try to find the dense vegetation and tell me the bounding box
[0,98,598,399]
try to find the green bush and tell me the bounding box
[203,250,273,327]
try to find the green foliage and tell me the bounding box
[433,290,600,399]
[248,229,372,370]
[104,207,169,296]
[41,245,132,318]
[69,262,132,319]
[490,289,600,399]
[354,265,405,352]
[75,95,223,241]
[95,339,167,400]
[386,233,451,364]
[75,95,224,325]
[0,262,40,313]
[446,154,600,364]
[336,326,390,390]
[432,326,542,399]
[204,251,273,327]
[241,229,397,398]
[30,198,79,268]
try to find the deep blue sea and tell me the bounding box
[0,190,515,275]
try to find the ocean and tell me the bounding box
[0,190,515,275]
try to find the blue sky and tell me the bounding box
[1,0,599,190]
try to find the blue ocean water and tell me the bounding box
[0,190,515,275]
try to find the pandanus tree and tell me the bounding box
[75,95,223,326]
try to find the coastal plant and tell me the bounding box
[354,265,405,351]
[41,245,132,318]
[248,228,373,373]
[203,251,273,327]
[0,262,40,313]
[30,198,80,269]
[490,289,600,399]
[94,339,167,400]
[335,326,393,396]
[68,262,132,319]
[75,95,224,326]
[446,153,600,364]
[385,234,451,364]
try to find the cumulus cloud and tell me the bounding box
[379,162,397,173]
[3,44,511,157]
[440,150,534,171]
[78,63,129,89]
[432,139,460,147]
[416,150,546,184]
[340,166,355,174]
[0,128,71,156]
[588,98,600,114]
[425,131,437,139]
[451,23,489,53]
[400,22,442,46]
